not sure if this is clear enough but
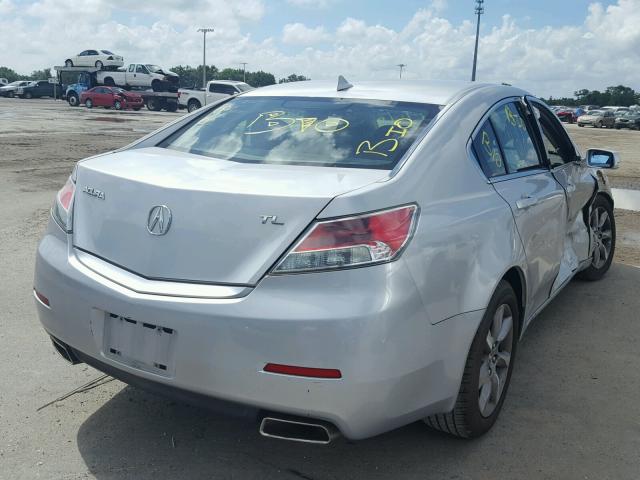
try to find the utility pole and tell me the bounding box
[239,62,248,83]
[198,27,214,90]
[471,0,484,81]
[396,63,406,79]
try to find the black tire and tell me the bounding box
[577,195,616,281]
[85,98,93,108]
[68,93,79,106]
[103,77,115,87]
[65,59,73,67]
[165,102,178,112]
[146,98,163,111]
[133,107,141,111]
[24,92,32,99]
[151,80,162,92]
[187,99,201,113]
[425,280,520,438]
[95,60,103,70]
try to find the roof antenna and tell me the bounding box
[337,75,353,91]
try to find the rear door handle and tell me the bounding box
[516,195,539,210]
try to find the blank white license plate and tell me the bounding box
[103,313,177,377]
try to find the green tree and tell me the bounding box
[245,70,276,87]
[279,74,310,83]
[29,68,52,80]
[0,66,27,82]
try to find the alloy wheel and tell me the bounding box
[590,206,613,269]
[478,304,514,417]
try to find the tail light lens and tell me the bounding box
[273,205,418,273]
[52,176,75,233]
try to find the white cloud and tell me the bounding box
[1,0,640,96]
[282,23,329,45]
[286,0,335,8]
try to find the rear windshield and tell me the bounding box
[162,96,441,169]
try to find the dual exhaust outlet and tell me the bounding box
[259,414,341,445]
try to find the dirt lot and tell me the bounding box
[1,98,639,480]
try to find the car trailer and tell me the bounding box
[54,66,179,112]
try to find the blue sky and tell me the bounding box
[1,0,637,97]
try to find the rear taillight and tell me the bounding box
[52,176,75,233]
[273,205,418,274]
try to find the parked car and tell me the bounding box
[579,105,600,111]
[614,111,640,130]
[555,107,576,124]
[15,80,57,98]
[34,80,618,443]
[577,110,616,128]
[0,80,31,97]
[97,64,179,92]
[80,86,144,110]
[178,80,253,112]
[64,50,124,70]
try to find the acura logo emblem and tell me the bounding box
[147,205,172,236]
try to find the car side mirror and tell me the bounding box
[586,149,620,169]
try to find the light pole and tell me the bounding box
[471,0,484,81]
[198,27,214,90]
[397,63,406,79]
[239,62,248,83]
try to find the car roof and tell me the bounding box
[241,79,507,105]
[211,80,248,85]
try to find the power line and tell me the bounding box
[471,0,484,81]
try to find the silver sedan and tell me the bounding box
[34,79,618,443]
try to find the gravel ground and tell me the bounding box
[1,98,639,480]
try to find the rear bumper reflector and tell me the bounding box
[34,289,50,307]
[263,363,342,379]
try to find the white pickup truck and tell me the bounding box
[97,64,179,92]
[178,80,253,112]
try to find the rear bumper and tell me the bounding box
[34,218,483,440]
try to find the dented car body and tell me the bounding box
[34,80,618,442]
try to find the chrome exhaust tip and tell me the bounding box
[50,336,81,365]
[259,415,340,445]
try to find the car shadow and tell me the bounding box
[76,263,640,480]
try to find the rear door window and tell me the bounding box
[472,120,507,177]
[490,102,542,173]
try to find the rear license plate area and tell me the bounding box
[103,312,176,377]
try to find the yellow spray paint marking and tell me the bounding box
[298,117,318,132]
[315,118,350,133]
[385,118,414,137]
[245,111,296,134]
[356,138,399,157]
[481,128,502,169]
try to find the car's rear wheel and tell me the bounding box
[187,99,201,113]
[114,100,122,110]
[95,60,103,70]
[577,195,615,281]
[24,92,32,99]
[425,280,519,438]
[133,107,141,111]
[65,59,73,67]
[151,80,162,92]
[103,77,115,87]
[85,98,93,108]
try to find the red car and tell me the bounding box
[555,108,577,124]
[79,86,144,110]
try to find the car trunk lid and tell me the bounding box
[72,147,387,285]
